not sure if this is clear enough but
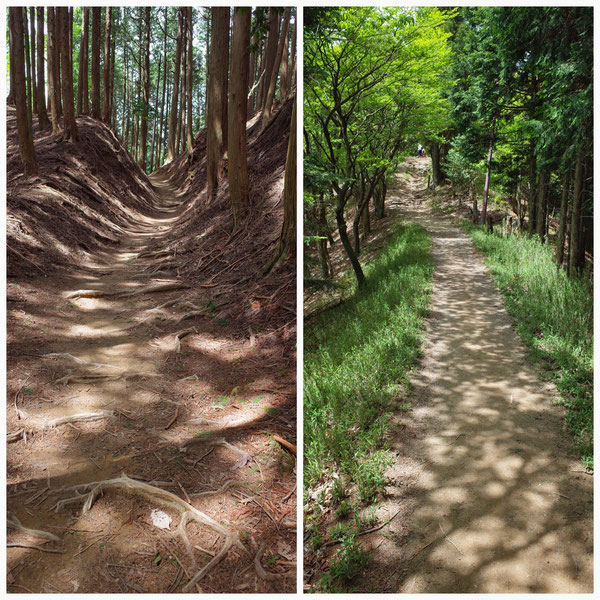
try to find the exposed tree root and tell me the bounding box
[55,372,158,385]
[179,437,253,469]
[7,429,31,443]
[178,374,199,382]
[45,410,115,429]
[173,328,196,353]
[190,480,238,498]
[52,473,246,591]
[174,309,208,324]
[137,249,172,260]
[42,353,121,370]
[254,542,294,582]
[66,282,189,300]
[8,515,60,542]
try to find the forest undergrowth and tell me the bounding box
[464,223,593,468]
[304,223,433,590]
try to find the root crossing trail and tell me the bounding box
[7,173,296,593]
[359,159,592,593]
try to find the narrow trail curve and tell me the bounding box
[8,172,296,593]
[358,159,592,593]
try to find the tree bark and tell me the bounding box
[46,7,61,132]
[91,7,101,119]
[35,8,50,129]
[568,148,585,276]
[535,170,548,242]
[102,7,112,123]
[57,7,77,142]
[8,11,16,105]
[167,9,184,162]
[431,140,442,187]
[261,8,290,130]
[279,21,290,101]
[139,7,151,170]
[9,7,37,176]
[29,8,37,116]
[480,116,496,225]
[157,8,169,167]
[228,7,251,226]
[527,140,536,236]
[186,7,194,155]
[206,7,230,200]
[150,54,161,172]
[264,97,296,274]
[259,9,280,111]
[555,168,570,267]
[23,8,33,128]
[77,8,89,115]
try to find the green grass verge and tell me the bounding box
[463,223,593,468]
[304,221,433,496]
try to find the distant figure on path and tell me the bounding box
[417,144,423,157]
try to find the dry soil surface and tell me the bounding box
[354,158,593,593]
[7,175,296,594]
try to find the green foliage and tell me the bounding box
[464,224,593,467]
[304,223,433,498]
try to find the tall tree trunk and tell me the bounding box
[336,187,366,288]
[186,7,194,155]
[139,7,151,171]
[535,170,548,242]
[264,97,296,274]
[102,7,112,123]
[91,7,101,119]
[176,25,187,157]
[279,22,289,101]
[57,7,77,141]
[46,7,61,133]
[527,140,537,236]
[150,54,162,172]
[8,11,16,105]
[261,8,290,130]
[9,7,37,176]
[555,168,570,267]
[568,148,584,276]
[23,8,32,129]
[51,9,62,118]
[77,8,89,115]
[206,7,230,200]
[29,8,37,115]
[167,9,184,162]
[431,140,443,187]
[158,8,169,167]
[289,21,296,90]
[35,8,50,129]
[258,9,280,111]
[247,32,257,114]
[228,7,251,225]
[480,116,496,225]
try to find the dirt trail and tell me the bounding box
[357,158,593,593]
[7,174,296,593]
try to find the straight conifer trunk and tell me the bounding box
[186,7,194,155]
[206,7,229,200]
[35,7,50,129]
[9,7,37,176]
[102,8,112,123]
[228,8,251,224]
[46,7,61,133]
[167,9,184,162]
[57,7,77,141]
[77,8,89,115]
[91,8,101,119]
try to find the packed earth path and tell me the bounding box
[356,158,593,593]
[7,171,296,593]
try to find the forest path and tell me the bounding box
[358,158,592,593]
[7,173,296,593]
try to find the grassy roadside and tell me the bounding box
[304,223,433,591]
[463,223,593,469]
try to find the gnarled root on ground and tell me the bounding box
[45,410,115,429]
[7,429,32,443]
[55,372,159,385]
[174,309,207,324]
[52,473,246,591]
[173,328,196,353]
[254,542,295,582]
[66,282,189,300]
[8,515,60,542]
